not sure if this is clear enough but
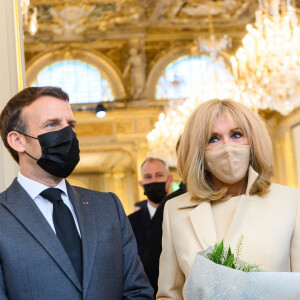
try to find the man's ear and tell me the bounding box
[7,131,26,153]
[138,180,144,190]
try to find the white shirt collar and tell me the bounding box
[147,201,157,219]
[17,172,68,200]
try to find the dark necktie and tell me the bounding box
[40,188,83,282]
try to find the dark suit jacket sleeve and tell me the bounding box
[142,200,165,294]
[142,183,187,295]
[0,261,8,299]
[109,193,154,300]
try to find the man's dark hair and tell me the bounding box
[0,86,69,163]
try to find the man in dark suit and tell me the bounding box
[128,158,172,258]
[0,86,153,300]
[142,182,186,295]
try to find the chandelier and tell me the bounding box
[147,35,241,167]
[231,0,300,115]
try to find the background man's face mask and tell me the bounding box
[143,181,167,204]
[205,144,250,185]
[18,125,80,178]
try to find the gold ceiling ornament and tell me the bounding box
[49,5,95,40]
[231,0,300,115]
[20,0,30,25]
[21,0,38,36]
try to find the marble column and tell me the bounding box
[0,0,25,191]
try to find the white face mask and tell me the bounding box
[204,144,250,185]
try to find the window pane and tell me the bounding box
[31,60,114,104]
[156,55,235,100]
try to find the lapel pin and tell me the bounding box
[83,201,88,205]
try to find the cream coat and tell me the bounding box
[157,168,300,299]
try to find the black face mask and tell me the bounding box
[18,126,80,178]
[143,182,167,204]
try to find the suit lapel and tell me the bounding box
[1,179,82,292]
[189,201,217,250]
[188,196,251,250]
[187,167,259,250]
[67,183,97,299]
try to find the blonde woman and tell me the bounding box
[156,99,300,299]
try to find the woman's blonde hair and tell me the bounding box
[177,99,273,202]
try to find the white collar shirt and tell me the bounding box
[147,201,156,219]
[17,172,81,236]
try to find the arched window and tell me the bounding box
[31,60,114,104]
[155,55,235,100]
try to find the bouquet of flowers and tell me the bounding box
[185,238,300,300]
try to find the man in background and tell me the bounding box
[143,137,186,296]
[0,86,153,299]
[143,182,186,295]
[128,157,173,258]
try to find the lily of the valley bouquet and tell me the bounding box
[185,237,300,300]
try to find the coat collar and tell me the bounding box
[177,166,259,249]
[245,166,259,196]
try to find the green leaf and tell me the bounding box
[226,247,232,260]
[223,254,234,267]
[215,240,224,264]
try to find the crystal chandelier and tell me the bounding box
[231,0,300,115]
[196,34,231,59]
[196,13,232,59]
[147,35,241,167]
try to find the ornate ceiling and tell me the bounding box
[23,0,264,81]
[24,1,300,67]
[24,0,258,44]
